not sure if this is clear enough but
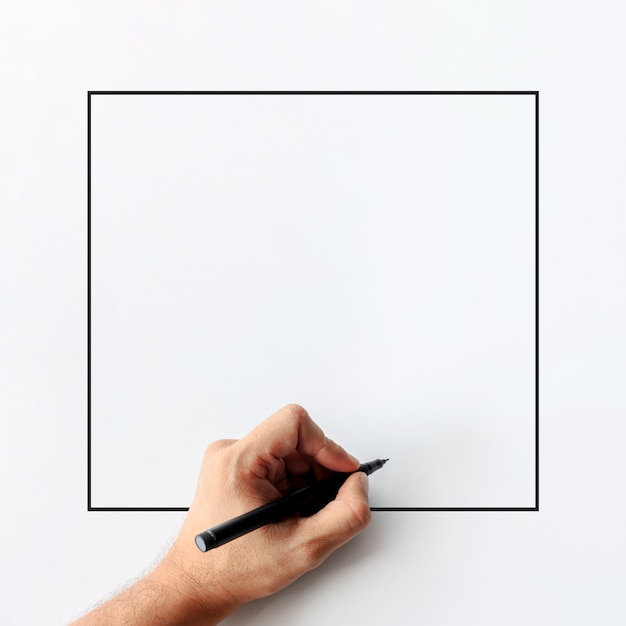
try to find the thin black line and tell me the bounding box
[87,90,538,96]
[88,90,539,512]
[83,502,541,512]
[91,508,190,512]
[371,507,538,512]
[535,91,540,511]
[87,91,92,512]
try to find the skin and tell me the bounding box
[71,404,372,625]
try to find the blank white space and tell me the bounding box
[91,94,535,508]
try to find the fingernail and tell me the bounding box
[348,453,360,465]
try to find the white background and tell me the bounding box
[91,93,535,510]
[1,2,625,624]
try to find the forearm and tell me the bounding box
[69,557,238,626]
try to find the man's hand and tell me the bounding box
[156,403,372,623]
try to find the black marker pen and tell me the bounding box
[195,458,388,552]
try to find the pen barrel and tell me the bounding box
[195,472,351,551]
[194,459,387,551]
[359,459,386,475]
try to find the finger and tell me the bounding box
[199,438,238,475]
[294,472,372,567]
[238,404,360,473]
[282,451,333,481]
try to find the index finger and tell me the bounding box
[238,404,360,473]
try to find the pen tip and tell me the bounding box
[383,458,389,463]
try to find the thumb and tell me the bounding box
[295,472,372,567]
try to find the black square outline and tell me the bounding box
[88,91,539,513]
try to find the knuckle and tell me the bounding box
[283,403,308,419]
[297,537,327,568]
[352,500,373,530]
[203,438,237,459]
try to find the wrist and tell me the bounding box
[152,545,241,626]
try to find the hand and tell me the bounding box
[156,403,372,623]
